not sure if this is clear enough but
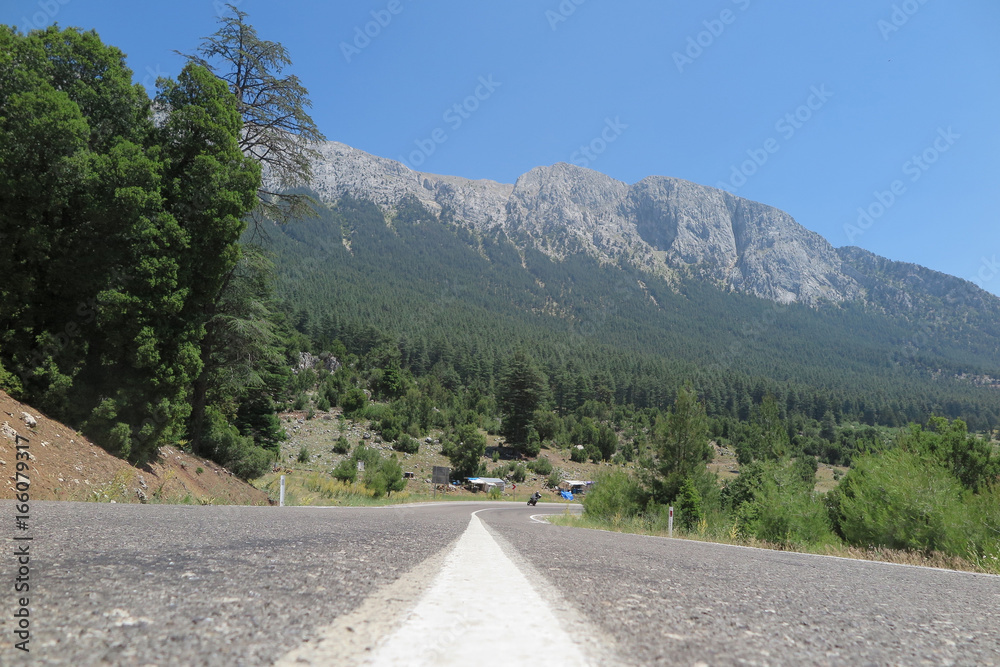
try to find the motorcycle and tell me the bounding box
[527,491,541,507]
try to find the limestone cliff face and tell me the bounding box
[307,141,975,308]
[310,142,512,230]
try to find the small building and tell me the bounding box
[558,479,593,495]
[466,477,506,493]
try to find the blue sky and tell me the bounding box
[6,0,999,294]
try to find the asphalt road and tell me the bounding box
[2,501,998,666]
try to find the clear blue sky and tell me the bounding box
[6,0,999,294]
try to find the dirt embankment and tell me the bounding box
[0,390,270,505]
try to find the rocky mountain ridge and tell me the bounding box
[308,141,989,311]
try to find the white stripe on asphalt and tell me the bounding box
[366,510,591,666]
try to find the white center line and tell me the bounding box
[365,510,592,666]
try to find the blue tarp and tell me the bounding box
[560,490,574,500]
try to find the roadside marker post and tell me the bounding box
[668,506,673,538]
[280,475,286,507]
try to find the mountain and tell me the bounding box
[308,141,994,311]
[260,142,1000,430]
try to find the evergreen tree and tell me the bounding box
[499,349,547,454]
[180,3,325,224]
[644,385,713,502]
[0,26,259,463]
[441,423,486,479]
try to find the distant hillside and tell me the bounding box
[262,190,1000,430]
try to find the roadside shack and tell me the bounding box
[466,477,506,493]
[558,479,593,496]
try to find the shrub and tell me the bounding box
[522,427,541,457]
[726,460,835,546]
[331,458,357,483]
[830,448,970,554]
[528,457,553,476]
[676,477,703,531]
[341,387,367,415]
[377,412,404,442]
[547,469,562,488]
[364,454,405,497]
[199,407,271,480]
[509,463,527,483]
[297,445,310,463]
[393,435,420,454]
[570,446,588,463]
[332,435,350,454]
[583,470,646,521]
[752,479,835,546]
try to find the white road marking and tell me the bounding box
[364,510,592,666]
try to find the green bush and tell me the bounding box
[830,448,969,554]
[393,435,420,454]
[570,446,588,463]
[968,485,1000,567]
[341,387,367,415]
[583,470,646,521]
[676,478,703,531]
[727,460,835,546]
[547,469,562,488]
[528,457,553,476]
[331,458,357,483]
[332,435,350,454]
[297,445,310,463]
[509,463,527,483]
[199,407,271,480]
[364,454,406,497]
[378,412,404,442]
[751,479,835,546]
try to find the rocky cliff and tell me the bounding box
[308,141,982,309]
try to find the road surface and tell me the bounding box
[1,501,998,665]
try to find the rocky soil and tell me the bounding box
[0,390,269,505]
